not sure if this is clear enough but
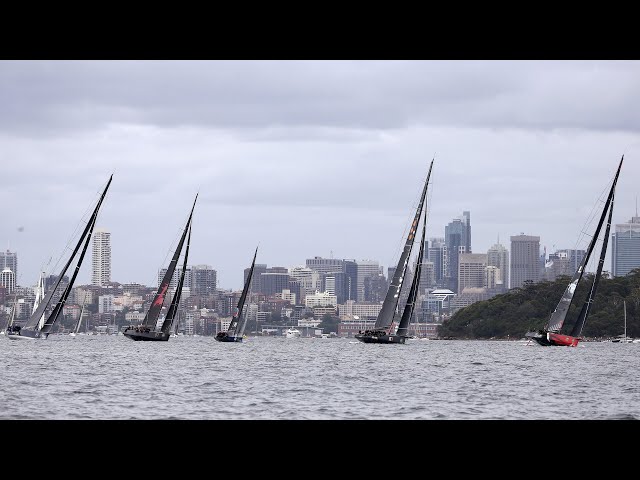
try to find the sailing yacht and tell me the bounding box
[7,175,113,340]
[525,156,623,347]
[355,159,433,344]
[123,195,197,342]
[611,300,633,343]
[69,302,86,337]
[215,247,258,343]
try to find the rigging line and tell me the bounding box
[388,168,430,274]
[146,222,185,290]
[46,186,105,280]
[572,176,614,253]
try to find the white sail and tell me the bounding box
[33,272,46,331]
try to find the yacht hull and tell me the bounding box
[123,329,170,341]
[526,331,579,347]
[215,335,242,343]
[354,333,407,344]
[6,329,46,340]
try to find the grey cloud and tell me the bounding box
[2,60,640,137]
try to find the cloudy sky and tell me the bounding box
[1,60,638,290]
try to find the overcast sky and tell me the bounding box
[1,60,639,290]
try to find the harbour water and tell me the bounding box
[1,335,639,420]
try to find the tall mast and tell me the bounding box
[396,186,428,337]
[229,246,259,337]
[374,159,433,330]
[41,212,98,335]
[570,190,615,337]
[162,222,192,333]
[546,156,623,333]
[22,175,113,331]
[144,194,197,328]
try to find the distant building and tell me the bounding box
[612,214,640,277]
[337,300,382,320]
[260,272,290,297]
[356,260,381,302]
[305,291,337,308]
[245,264,267,294]
[445,212,471,292]
[305,256,344,275]
[0,250,17,282]
[428,237,447,287]
[0,268,15,294]
[487,241,509,289]
[510,234,540,289]
[458,253,487,293]
[544,251,572,281]
[191,265,217,295]
[92,228,111,286]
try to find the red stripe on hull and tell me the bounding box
[548,332,580,347]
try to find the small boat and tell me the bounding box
[525,156,622,347]
[69,302,87,338]
[612,301,634,343]
[123,195,197,342]
[215,247,258,343]
[8,175,112,340]
[285,327,301,338]
[355,159,433,345]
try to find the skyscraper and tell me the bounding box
[191,265,217,295]
[245,264,267,294]
[487,241,509,289]
[0,250,17,282]
[458,253,488,293]
[427,237,446,286]
[445,211,471,292]
[356,260,381,302]
[343,260,358,302]
[91,228,111,286]
[0,268,15,294]
[305,256,344,275]
[510,234,540,289]
[612,214,640,277]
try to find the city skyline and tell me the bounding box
[1,60,639,289]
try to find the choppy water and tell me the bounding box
[1,335,639,419]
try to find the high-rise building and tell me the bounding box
[0,250,17,282]
[191,265,217,295]
[245,264,267,294]
[458,253,488,293]
[418,260,436,293]
[612,214,640,277]
[552,249,586,272]
[487,241,509,289]
[158,267,193,291]
[306,256,344,275]
[510,234,540,289]
[288,267,321,302]
[0,267,15,294]
[485,265,502,289]
[260,272,290,297]
[445,211,471,292]
[91,228,111,286]
[343,260,358,302]
[428,237,447,286]
[356,260,381,302]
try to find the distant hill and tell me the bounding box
[438,269,640,339]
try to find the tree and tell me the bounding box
[317,313,340,334]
